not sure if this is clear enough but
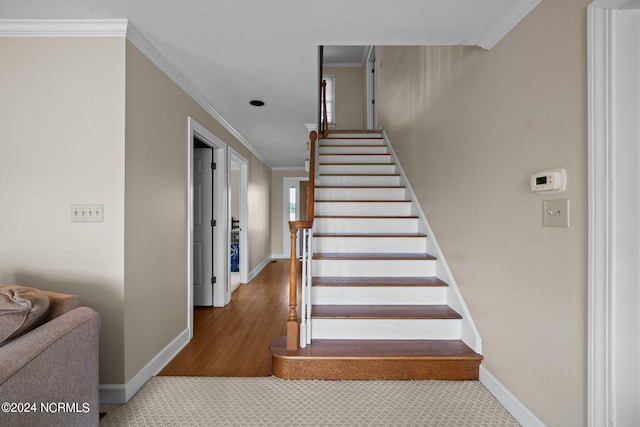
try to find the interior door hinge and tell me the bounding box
[211,276,216,285]
[211,219,216,227]
[211,162,216,170]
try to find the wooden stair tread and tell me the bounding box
[319,153,389,156]
[314,252,436,260]
[313,233,426,238]
[312,276,448,287]
[320,144,385,148]
[315,185,404,188]
[315,199,410,203]
[271,337,482,380]
[319,173,399,176]
[312,305,461,319]
[271,337,480,360]
[319,163,395,166]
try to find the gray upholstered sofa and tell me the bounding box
[0,286,100,427]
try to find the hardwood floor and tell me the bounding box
[159,259,291,377]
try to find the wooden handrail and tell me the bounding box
[308,130,317,221]
[285,48,323,351]
[286,130,318,351]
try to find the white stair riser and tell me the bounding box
[313,259,436,277]
[314,217,419,233]
[319,154,392,164]
[312,286,447,305]
[319,164,396,174]
[314,236,426,253]
[315,201,411,216]
[322,135,383,140]
[311,319,461,340]
[319,146,388,155]
[318,175,401,187]
[315,187,405,200]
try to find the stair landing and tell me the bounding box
[270,337,482,380]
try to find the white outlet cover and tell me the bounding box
[543,199,569,227]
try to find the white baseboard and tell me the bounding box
[99,328,189,404]
[271,253,288,259]
[248,255,272,282]
[479,366,547,427]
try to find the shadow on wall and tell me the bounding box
[10,271,124,384]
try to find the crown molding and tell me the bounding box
[0,19,127,37]
[272,166,306,171]
[477,0,542,50]
[125,24,271,167]
[0,19,270,168]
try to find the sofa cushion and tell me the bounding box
[0,285,50,345]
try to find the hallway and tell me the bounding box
[159,260,290,376]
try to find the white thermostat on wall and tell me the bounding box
[530,168,566,193]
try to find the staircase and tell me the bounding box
[271,130,482,380]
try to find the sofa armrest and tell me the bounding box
[0,307,100,427]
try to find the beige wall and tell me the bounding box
[0,37,127,383]
[248,158,271,270]
[376,1,588,425]
[271,169,308,256]
[0,36,273,386]
[124,41,271,382]
[325,66,365,130]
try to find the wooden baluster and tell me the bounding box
[287,226,300,351]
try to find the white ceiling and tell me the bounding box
[0,0,540,168]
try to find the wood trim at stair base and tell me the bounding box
[272,356,480,380]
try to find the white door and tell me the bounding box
[193,147,214,306]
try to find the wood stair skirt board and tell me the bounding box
[270,130,481,381]
[270,337,482,380]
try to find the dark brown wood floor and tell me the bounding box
[159,259,290,377]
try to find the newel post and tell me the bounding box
[287,225,300,351]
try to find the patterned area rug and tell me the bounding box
[100,376,520,426]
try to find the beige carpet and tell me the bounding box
[100,376,520,426]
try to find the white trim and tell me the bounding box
[366,46,377,130]
[477,0,542,49]
[229,148,249,286]
[248,255,272,282]
[282,177,308,258]
[479,366,546,427]
[0,19,270,167]
[383,130,482,353]
[0,19,127,37]
[188,117,230,329]
[125,23,271,168]
[99,328,189,404]
[588,6,613,425]
[271,253,289,259]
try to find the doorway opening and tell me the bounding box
[282,176,308,257]
[187,117,229,339]
[229,148,249,295]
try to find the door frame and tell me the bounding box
[366,46,377,129]
[187,117,229,339]
[282,176,306,257]
[588,1,640,425]
[229,147,249,287]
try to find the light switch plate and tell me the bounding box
[71,204,104,222]
[543,199,569,227]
